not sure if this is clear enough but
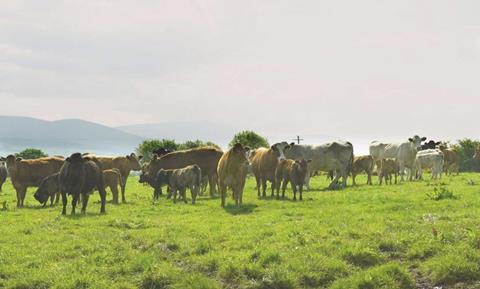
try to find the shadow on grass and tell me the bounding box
[223,203,257,215]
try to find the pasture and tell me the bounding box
[1,174,480,289]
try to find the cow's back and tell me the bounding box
[251,148,277,178]
[310,142,353,171]
[151,147,223,176]
[13,157,64,187]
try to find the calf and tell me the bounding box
[275,159,310,201]
[155,165,202,204]
[379,158,400,185]
[439,144,459,175]
[217,143,250,207]
[34,173,61,206]
[103,169,122,204]
[351,155,374,185]
[414,149,444,180]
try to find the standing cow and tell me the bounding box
[34,173,61,206]
[143,147,223,197]
[378,158,400,185]
[217,143,250,207]
[351,155,374,185]
[439,144,459,175]
[250,142,291,198]
[275,159,310,200]
[83,153,142,203]
[102,169,122,204]
[4,155,64,207]
[285,141,354,189]
[153,165,202,204]
[369,135,426,182]
[59,153,107,215]
[414,149,444,180]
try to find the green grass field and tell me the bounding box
[1,173,480,289]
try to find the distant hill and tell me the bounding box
[116,121,238,148]
[0,116,143,156]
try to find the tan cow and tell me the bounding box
[250,142,291,198]
[144,147,223,197]
[378,158,400,185]
[275,159,310,200]
[85,153,143,203]
[351,155,374,185]
[102,169,122,204]
[217,143,250,207]
[439,144,459,175]
[5,155,64,207]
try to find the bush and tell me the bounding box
[178,140,220,150]
[229,131,269,149]
[452,138,480,172]
[426,186,457,201]
[137,139,220,162]
[15,148,47,159]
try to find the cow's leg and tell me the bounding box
[98,186,107,214]
[399,162,405,182]
[172,188,178,204]
[367,171,372,185]
[191,185,197,204]
[220,183,227,207]
[299,184,303,201]
[281,180,288,199]
[208,174,216,197]
[14,187,21,207]
[270,179,275,198]
[61,192,68,215]
[255,175,261,197]
[71,193,79,215]
[304,171,311,190]
[55,191,60,204]
[181,187,187,204]
[81,193,90,214]
[275,178,281,199]
[261,177,267,198]
[110,185,119,204]
[292,183,297,201]
[352,172,357,186]
[50,194,54,206]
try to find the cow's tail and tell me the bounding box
[346,142,354,176]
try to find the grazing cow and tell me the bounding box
[275,159,310,200]
[154,165,202,204]
[378,158,400,185]
[414,149,444,180]
[34,173,61,206]
[83,153,142,203]
[285,141,354,189]
[103,169,122,204]
[439,144,459,175]
[4,155,64,207]
[217,143,250,207]
[250,142,291,198]
[59,153,107,215]
[369,135,426,182]
[351,155,374,185]
[0,161,7,192]
[143,147,223,197]
[421,140,441,150]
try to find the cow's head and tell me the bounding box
[138,171,150,184]
[421,140,441,150]
[126,153,143,171]
[152,148,172,157]
[271,141,291,160]
[233,143,251,167]
[408,135,427,151]
[295,159,311,174]
[5,155,20,171]
[474,148,480,160]
[34,177,52,204]
[66,153,85,166]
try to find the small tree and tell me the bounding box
[452,138,480,172]
[136,139,179,162]
[229,131,269,149]
[15,148,47,159]
[178,140,220,150]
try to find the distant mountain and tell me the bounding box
[0,116,143,156]
[116,121,238,148]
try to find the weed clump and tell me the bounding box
[426,186,457,201]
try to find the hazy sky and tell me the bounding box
[1,0,479,145]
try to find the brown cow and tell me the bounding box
[103,169,122,204]
[59,153,107,215]
[34,173,61,206]
[439,144,459,175]
[144,147,223,197]
[85,153,143,203]
[351,155,374,185]
[217,143,250,207]
[156,165,202,204]
[275,159,310,200]
[0,161,7,192]
[378,158,400,185]
[5,155,64,207]
[250,142,291,198]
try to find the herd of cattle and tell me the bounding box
[0,134,475,215]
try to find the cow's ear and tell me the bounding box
[125,155,131,159]
[290,142,295,147]
[130,153,136,158]
[435,142,441,145]
[421,137,427,141]
[408,138,413,142]
[66,157,71,163]
[244,146,250,152]
[16,157,22,162]
[138,155,143,160]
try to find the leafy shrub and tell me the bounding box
[229,131,269,149]
[15,148,47,159]
[426,186,457,201]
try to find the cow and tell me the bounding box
[153,165,202,204]
[4,155,64,207]
[378,158,400,185]
[351,155,374,185]
[83,153,142,203]
[103,169,122,204]
[217,143,250,207]
[414,149,444,180]
[285,141,354,189]
[34,173,61,206]
[275,159,310,200]
[143,147,223,197]
[152,148,173,157]
[250,142,291,198]
[421,140,441,150]
[439,144,460,175]
[369,135,426,182]
[0,161,7,192]
[59,153,107,215]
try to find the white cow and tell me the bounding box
[285,141,354,189]
[369,135,426,182]
[414,149,444,180]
